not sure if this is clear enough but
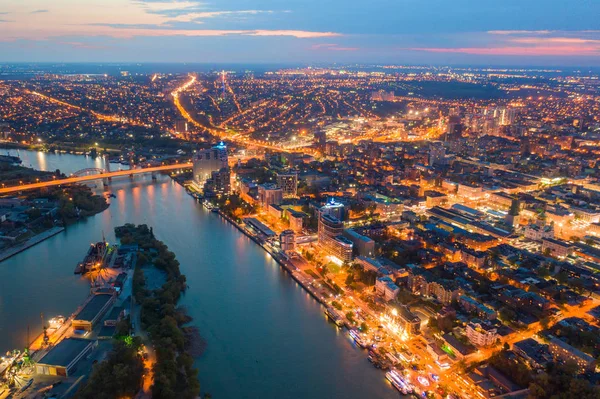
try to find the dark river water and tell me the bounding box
[0,149,400,398]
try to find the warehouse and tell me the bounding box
[72,292,115,332]
[35,338,97,377]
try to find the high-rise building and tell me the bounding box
[429,142,446,166]
[314,131,327,151]
[258,183,283,208]
[192,142,228,187]
[207,168,231,195]
[318,214,353,262]
[499,107,518,126]
[175,119,188,134]
[319,198,345,221]
[277,172,298,198]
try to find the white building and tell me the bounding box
[192,142,228,187]
[376,277,400,302]
[466,320,498,347]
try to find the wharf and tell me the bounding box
[0,226,65,263]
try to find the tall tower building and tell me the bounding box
[318,214,353,262]
[429,142,447,167]
[192,142,228,187]
[277,172,298,198]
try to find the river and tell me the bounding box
[0,149,400,398]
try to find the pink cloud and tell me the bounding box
[408,46,600,56]
[487,30,553,35]
[249,30,340,38]
[511,37,600,45]
[0,26,340,41]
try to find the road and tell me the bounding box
[171,76,319,156]
[0,163,192,195]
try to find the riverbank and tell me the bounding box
[187,195,408,398]
[0,226,65,262]
[201,201,329,306]
[117,223,201,399]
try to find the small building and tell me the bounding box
[513,338,552,369]
[441,333,475,360]
[548,336,595,372]
[36,338,97,377]
[284,208,305,233]
[355,256,383,274]
[244,217,276,240]
[542,237,573,258]
[426,342,449,364]
[279,230,295,252]
[268,204,284,219]
[460,296,497,320]
[343,229,375,257]
[425,190,447,208]
[375,277,400,301]
[258,183,283,208]
[466,319,498,347]
[524,223,554,241]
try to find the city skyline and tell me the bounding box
[1,0,600,65]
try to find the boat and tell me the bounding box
[74,240,109,274]
[386,370,411,395]
[349,329,369,348]
[324,307,345,327]
[0,154,22,165]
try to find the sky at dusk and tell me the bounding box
[1,0,600,65]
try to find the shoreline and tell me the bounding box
[209,205,327,305]
[0,226,65,263]
[178,190,412,397]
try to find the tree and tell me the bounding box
[346,312,355,324]
[499,307,517,323]
[360,322,368,333]
[345,274,354,286]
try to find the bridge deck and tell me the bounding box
[0,163,193,195]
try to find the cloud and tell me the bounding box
[56,41,109,50]
[250,30,340,39]
[30,9,49,14]
[408,46,600,56]
[0,26,341,41]
[408,30,600,57]
[487,30,552,35]
[310,43,358,51]
[511,37,600,45]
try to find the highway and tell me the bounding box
[0,163,192,195]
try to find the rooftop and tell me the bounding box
[38,338,93,367]
[75,293,114,322]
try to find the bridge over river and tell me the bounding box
[0,163,193,195]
